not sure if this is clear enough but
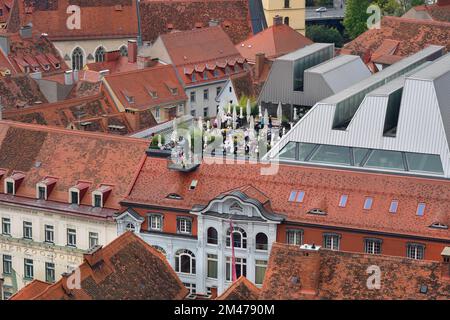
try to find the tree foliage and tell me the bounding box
[306,25,344,47]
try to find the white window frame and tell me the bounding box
[149,214,163,231]
[89,232,99,248]
[175,249,196,274]
[23,221,32,240]
[2,217,11,235]
[323,233,340,250]
[44,224,54,243]
[4,179,15,195]
[67,228,77,247]
[286,229,303,246]
[45,262,55,283]
[36,183,47,200]
[364,239,382,255]
[225,256,247,281]
[226,227,247,249]
[255,259,268,285]
[407,243,425,260]
[68,188,80,205]
[24,258,34,280]
[92,192,103,208]
[207,254,218,279]
[177,217,192,234]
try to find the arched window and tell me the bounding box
[207,227,218,245]
[226,227,247,249]
[125,222,135,232]
[284,17,290,26]
[95,46,106,62]
[119,45,128,57]
[152,245,166,256]
[72,47,84,70]
[255,233,268,250]
[175,249,196,274]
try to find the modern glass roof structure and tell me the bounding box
[268,46,450,178]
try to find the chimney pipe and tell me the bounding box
[273,15,283,26]
[128,40,138,64]
[19,24,33,39]
[64,70,73,85]
[254,52,265,79]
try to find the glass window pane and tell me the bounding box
[288,191,297,202]
[278,142,297,160]
[364,197,373,210]
[298,143,317,161]
[310,145,351,166]
[389,200,398,213]
[416,203,426,216]
[353,148,370,166]
[296,191,305,203]
[364,150,405,171]
[405,153,444,174]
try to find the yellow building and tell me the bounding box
[262,0,306,34]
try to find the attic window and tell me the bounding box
[308,208,327,216]
[70,190,80,205]
[5,181,14,195]
[189,180,198,190]
[363,197,373,210]
[338,195,348,208]
[416,203,426,216]
[430,222,448,230]
[167,193,182,200]
[92,185,112,208]
[389,200,398,213]
[36,178,57,200]
[288,190,305,203]
[419,284,428,294]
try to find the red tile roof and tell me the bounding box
[139,0,254,44]
[11,232,189,300]
[17,0,138,40]
[344,16,450,58]
[260,243,450,300]
[1,31,68,75]
[0,120,149,210]
[104,64,187,111]
[216,276,261,300]
[236,24,313,63]
[10,280,51,300]
[0,74,48,109]
[2,93,138,135]
[404,2,450,23]
[125,157,450,241]
[158,26,247,86]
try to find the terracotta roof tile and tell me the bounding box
[344,16,450,58]
[17,0,138,40]
[217,276,261,300]
[12,232,189,300]
[10,280,51,300]
[260,243,450,300]
[236,24,313,62]
[0,74,48,109]
[125,157,450,240]
[139,0,255,44]
[104,64,187,111]
[0,120,149,210]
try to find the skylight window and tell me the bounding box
[363,197,373,210]
[429,222,448,230]
[338,195,348,207]
[167,193,182,200]
[189,180,198,190]
[296,191,305,203]
[389,200,398,213]
[288,191,297,202]
[416,203,426,216]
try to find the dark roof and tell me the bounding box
[0,74,48,109]
[217,276,261,300]
[12,232,189,300]
[139,0,260,44]
[260,243,450,300]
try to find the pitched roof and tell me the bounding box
[260,243,450,300]
[344,16,450,58]
[236,23,313,62]
[139,0,260,44]
[217,276,261,300]
[0,31,68,75]
[125,157,450,240]
[0,120,148,210]
[403,2,450,23]
[2,93,138,136]
[161,26,242,67]
[11,232,189,300]
[104,64,187,111]
[9,280,51,300]
[0,74,48,109]
[17,0,138,40]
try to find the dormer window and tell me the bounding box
[70,191,79,205]
[36,178,57,200]
[430,222,448,230]
[167,193,182,200]
[4,173,25,195]
[92,185,112,208]
[69,182,90,205]
[308,208,327,215]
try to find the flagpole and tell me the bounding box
[229,219,237,282]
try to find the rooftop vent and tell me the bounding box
[19,24,32,39]
[300,244,321,251]
[419,284,428,294]
[167,193,182,200]
[308,208,327,216]
[189,180,198,190]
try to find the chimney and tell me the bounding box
[273,15,283,26]
[298,248,321,296]
[254,52,265,79]
[210,287,218,299]
[19,24,33,39]
[64,70,73,85]
[209,19,219,27]
[73,69,79,83]
[124,109,140,131]
[441,247,450,279]
[60,272,73,295]
[128,40,138,63]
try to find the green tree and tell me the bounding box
[306,25,344,47]
[343,0,371,39]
